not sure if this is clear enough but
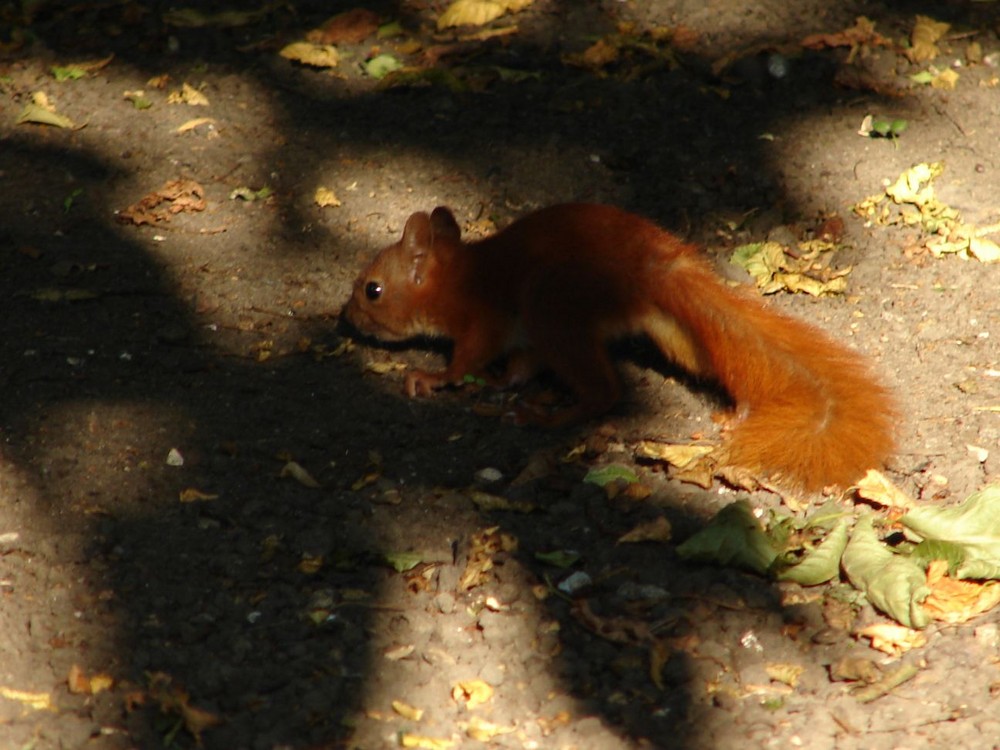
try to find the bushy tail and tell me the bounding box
[652,251,896,492]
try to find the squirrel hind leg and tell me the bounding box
[518,337,622,427]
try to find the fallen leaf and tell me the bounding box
[766,662,804,687]
[392,700,425,721]
[280,461,321,488]
[636,441,714,468]
[179,488,219,503]
[855,469,915,510]
[363,53,403,79]
[17,100,75,129]
[464,715,516,741]
[855,622,927,655]
[314,186,342,207]
[902,485,1000,579]
[117,179,206,225]
[800,16,891,58]
[775,517,850,586]
[676,501,779,575]
[908,15,950,63]
[175,117,216,134]
[0,686,51,710]
[437,0,533,30]
[400,733,456,749]
[618,516,672,544]
[280,42,340,68]
[308,9,380,45]
[921,559,1000,623]
[842,514,930,629]
[452,679,493,709]
[167,82,209,106]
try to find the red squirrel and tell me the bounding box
[342,203,896,492]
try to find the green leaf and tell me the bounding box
[52,66,86,81]
[775,516,850,585]
[910,539,966,573]
[363,54,402,79]
[535,549,581,568]
[676,501,779,575]
[841,514,930,629]
[384,551,423,572]
[377,21,404,39]
[16,102,75,129]
[902,485,1000,579]
[583,464,638,487]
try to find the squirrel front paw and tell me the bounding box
[404,370,448,398]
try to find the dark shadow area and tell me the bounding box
[2,1,999,748]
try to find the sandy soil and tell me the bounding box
[0,1,998,748]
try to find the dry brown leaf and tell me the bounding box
[117,179,206,225]
[572,599,655,645]
[921,559,1000,624]
[617,516,672,544]
[179,488,219,503]
[649,640,671,690]
[308,8,380,45]
[800,16,891,55]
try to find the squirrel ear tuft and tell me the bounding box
[430,206,461,242]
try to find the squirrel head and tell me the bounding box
[342,207,462,340]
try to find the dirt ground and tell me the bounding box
[1,1,999,748]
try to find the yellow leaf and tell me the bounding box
[766,662,804,687]
[298,553,324,574]
[855,469,915,509]
[451,679,493,709]
[400,734,455,749]
[280,41,340,68]
[437,0,533,30]
[314,186,341,207]
[635,441,713,468]
[167,82,209,105]
[465,715,516,741]
[0,686,51,711]
[392,699,424,721]
[909,15,949,63]
[930,67,959,90]
[856,623,926,655]
[175,117,216,134]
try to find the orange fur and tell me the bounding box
[342,203,896,492]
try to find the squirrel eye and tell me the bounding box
[364,281,383,301]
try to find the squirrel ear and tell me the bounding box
[401,212,433,258]
[430,206,461,243]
